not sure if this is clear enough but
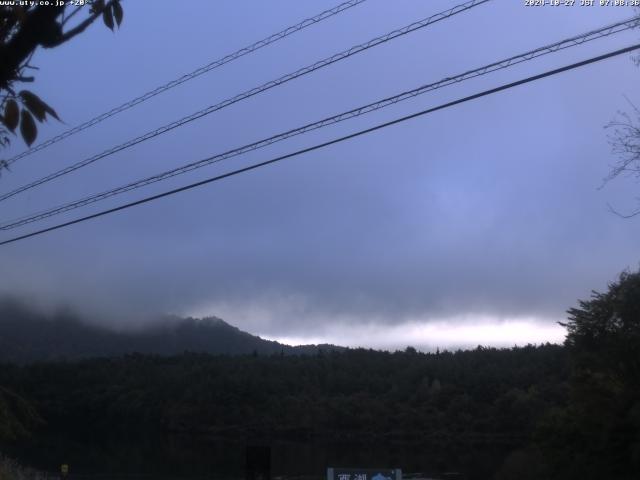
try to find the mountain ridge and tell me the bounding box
[0,297,343,363]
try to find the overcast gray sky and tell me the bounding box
[1,0,639,350]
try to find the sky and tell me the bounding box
[1,0,639,351]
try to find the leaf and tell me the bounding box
[112,1,123,27]
[43,101,60,122]
[19,91,45,121]
[4,99,19,132]
[90,0,105,15]
[19,90,60,122]
[103,6,114,31]
[19,110,37,146]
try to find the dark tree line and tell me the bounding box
[0,343,568,441]
[0,344,568,480]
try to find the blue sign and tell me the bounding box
[327,467,402,480]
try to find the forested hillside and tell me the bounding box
[0,345,568,439]
[1,345,567,479]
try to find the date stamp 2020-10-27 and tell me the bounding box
[525,0,640,7]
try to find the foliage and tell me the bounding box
[0,344,568,479]
[538,269,640,479]
[0,386,40,442]
[0,1,123,154]
[0,454,43,480]
[564,269,640,379]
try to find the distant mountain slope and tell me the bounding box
[0,298,342,363]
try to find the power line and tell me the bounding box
[1,15,637,231]
[3,0,369,167]
[0,0,491,203]
[1,43,637,248]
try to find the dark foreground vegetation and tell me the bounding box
[1,269,639,480]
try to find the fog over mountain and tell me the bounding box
[0,1,638,347]
[0,298,342,364]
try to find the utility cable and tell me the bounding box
[0,0,490,202]
[1,15,637,231]
[3,0,370,166]
[1,42,637,247]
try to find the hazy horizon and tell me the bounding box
[1,292,566,352]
